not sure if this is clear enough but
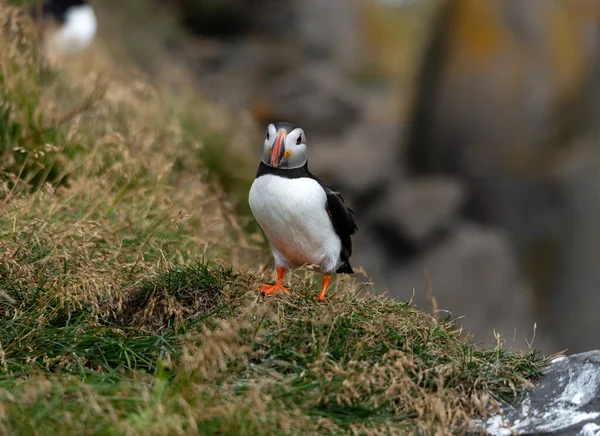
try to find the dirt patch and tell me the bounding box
[118,283,221,333]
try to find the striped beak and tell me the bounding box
[270,129,287,168]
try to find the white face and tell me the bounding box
[262,123,308,169]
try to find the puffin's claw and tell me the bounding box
[260,283,290,295]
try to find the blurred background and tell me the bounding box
[30,0,600,354]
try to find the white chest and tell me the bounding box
[249,175,342,272]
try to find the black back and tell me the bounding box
[30,0,87,24]
[256,161,358,274]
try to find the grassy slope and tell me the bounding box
[0,4,548,435]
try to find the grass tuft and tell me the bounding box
[0,6,68,193]
[118,262,245,334]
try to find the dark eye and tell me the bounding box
[266,132,270,140]
[296,135,302,145]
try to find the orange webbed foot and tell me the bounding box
[314,274,331,301]
[259,265,288,296]
[260,283,290,295]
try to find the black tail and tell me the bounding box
[336,261,354,274]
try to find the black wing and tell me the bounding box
[309,173,358,273]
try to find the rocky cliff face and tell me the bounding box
[159,0,600,353]
[398,0,600,353]
[479,351,600,435]
[310,0,600,354]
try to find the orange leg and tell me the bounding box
[316,274,331,301]
[260,265,290,295]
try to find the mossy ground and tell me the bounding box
[0,3,548,435]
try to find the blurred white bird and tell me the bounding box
[29,0,97,55]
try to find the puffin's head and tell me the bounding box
[262,122,307,169]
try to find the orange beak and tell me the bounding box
[270,130,286,167]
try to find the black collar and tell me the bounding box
[255,161,311,179]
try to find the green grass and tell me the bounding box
[0,3,549,434]
[0,262,548,435]
[0,15,71,192]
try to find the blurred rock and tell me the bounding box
[186,45,361,137]
[167,0,291,38]
[374,176,466,247]
[385,223,550,350]
[292,0,361,68]
[406,0,600,178]
[169,0,361,70]
[266,63,362,137]
[402,0,600,352]
[308,122,399,197]
[188,39,297,108]
[350,228,390,285]
[171,0,365,136]
[480,352,600,435]
[404,0,600,242]
[549,146,600,352]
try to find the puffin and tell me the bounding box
[29,0,97,55]
[249,122,358,300]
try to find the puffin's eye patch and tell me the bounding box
[296,135,302,145]
[266,132,270,140]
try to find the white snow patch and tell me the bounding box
[484,415,513,436]
[535,411,600,433]
[552,356,568,363]
[580,423,600,436]
[558,364,600,406]
[520,397,531,415]
[485,411,600,435]
[572,392,585,405]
